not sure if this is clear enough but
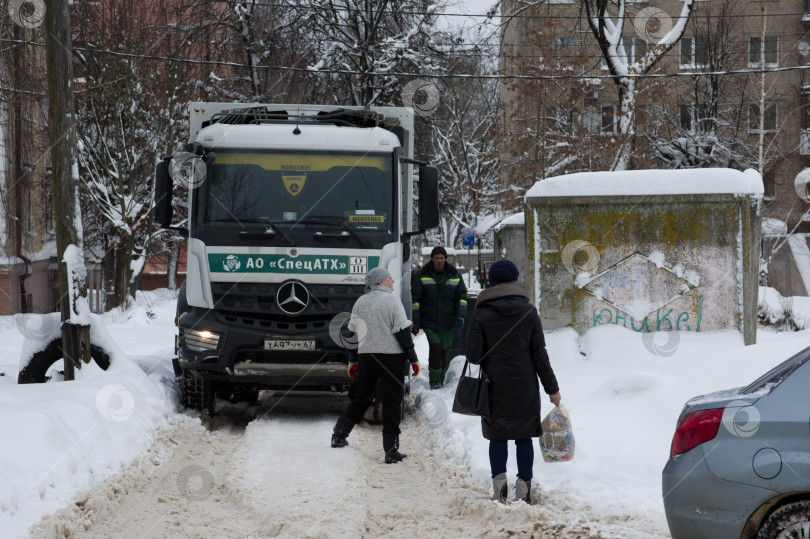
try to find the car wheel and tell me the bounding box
[757,501,810,539]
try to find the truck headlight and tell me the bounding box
[182,328,221,352]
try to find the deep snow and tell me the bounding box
[1,288,809,537]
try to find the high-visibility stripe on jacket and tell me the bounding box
[411,261,467,331]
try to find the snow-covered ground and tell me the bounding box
[1,289,809,537]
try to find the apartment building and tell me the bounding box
[0,19,58,315]
[500,0,810,231]
[499,0,810,296]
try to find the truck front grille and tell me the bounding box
[210,282,364,317]
[214,311,331,335]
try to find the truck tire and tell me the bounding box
[230,384,260,405]
[17,339,111,384]
[181,371,213,412]
[757,501,810,539]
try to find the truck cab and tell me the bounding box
[155,104,439,413]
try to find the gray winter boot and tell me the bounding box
[331,416,354,448]
[514,477,531,504]
[491,473,508,504]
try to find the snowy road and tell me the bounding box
[9,292,810,537]
[29,392,608,538]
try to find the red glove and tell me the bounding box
[348,362,359,380]
[411,361,420,377]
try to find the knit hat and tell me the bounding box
[431,246,448,258]
[488,259,520,287]
[365,266,392,288]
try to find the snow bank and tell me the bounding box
[409,322,809,537]
[0,292,179,538]
[758,285,810,330]
[3,285,810,537]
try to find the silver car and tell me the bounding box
[663,346,810,538]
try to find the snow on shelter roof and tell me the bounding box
[526,168,764,199]
[494,212,524,232]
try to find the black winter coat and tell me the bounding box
[465,281,559,441]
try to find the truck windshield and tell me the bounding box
[194,150,395,248]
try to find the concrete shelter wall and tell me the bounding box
[526,193,761,344]
[494,224,528,283]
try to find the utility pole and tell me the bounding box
[45,0,90,378]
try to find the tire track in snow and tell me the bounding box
[30,393,614,538]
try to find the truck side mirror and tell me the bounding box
[155,157,173,228]
[419,165,440,230]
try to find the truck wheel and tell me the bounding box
[216,381,233,400]
[231,384,259,405]
[17,339,111,384]
[181,371,213,412]
[757,501,810,539]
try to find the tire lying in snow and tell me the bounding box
[17,339,111,384]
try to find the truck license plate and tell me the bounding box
[264,339,315,351]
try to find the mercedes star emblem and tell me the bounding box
[276,281,310,315]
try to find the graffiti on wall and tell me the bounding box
[578,252,698,319]
[592,295,704,332]
[560,246,704,332]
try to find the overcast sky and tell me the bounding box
[438,0,499,41]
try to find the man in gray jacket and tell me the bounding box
[331,267,420,463]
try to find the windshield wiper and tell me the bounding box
[294,216,370,248]
[233,217,296,245]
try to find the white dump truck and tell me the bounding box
[154,103,439,413]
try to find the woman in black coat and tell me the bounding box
[465,259,561,504]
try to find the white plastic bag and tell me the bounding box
[540,404,575,463]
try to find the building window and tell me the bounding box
[749,36,777,67]
[801,91,810,155]
[601,105,617,133]
[748,103,777,133]
[581,107,600,134]
[763,170,775,200]
[679,36,708,69]
[552,37,575,61]
[602,37,646,69]
[803,91,810,131]
[679,103,712,132]
[623,37,646,64]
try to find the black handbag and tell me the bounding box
[452,360,491,417]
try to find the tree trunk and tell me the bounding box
[102,234,116,311]
[615,80,636,171]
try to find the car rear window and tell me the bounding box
[742,345,810,394]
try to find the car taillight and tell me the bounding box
[670,408,723,456]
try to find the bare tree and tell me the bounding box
[284,0,449,107]
[430,60,503,248]
[72,0,212,307]
[583,0,695,169]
